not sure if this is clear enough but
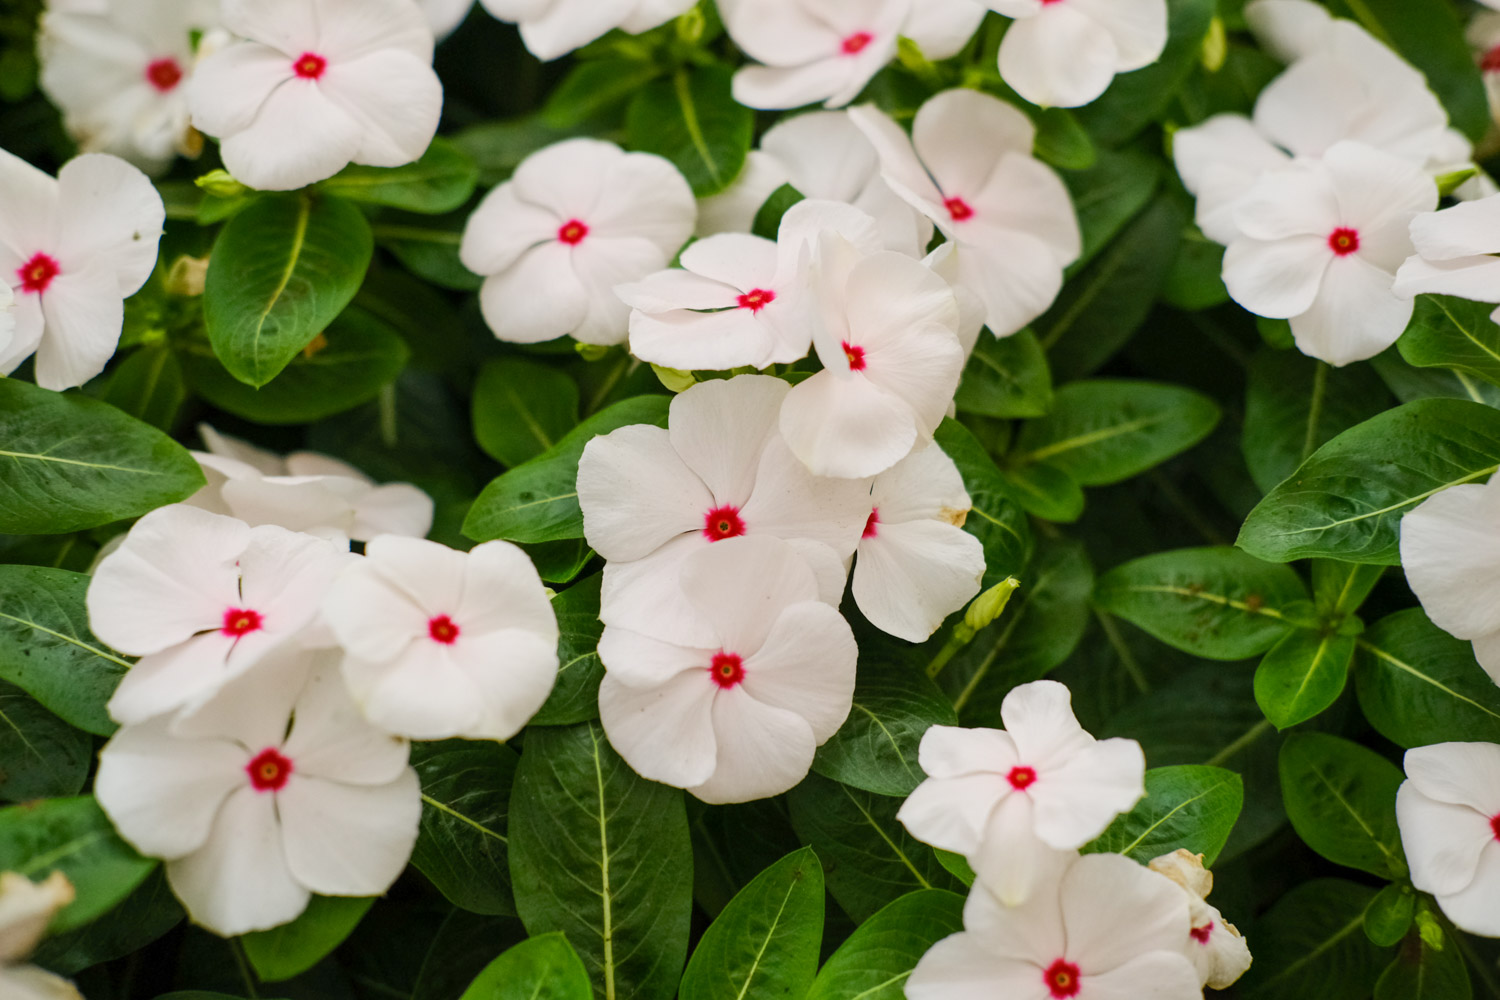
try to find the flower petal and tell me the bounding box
[1397,783,1492,897]
[1400,481,1500,640]
[905,934,1046,1000]
[460,183,560,277]
[477,243,589,344]
[579,424,712,562]
[913,88,1035,199]
[281,664,411,785]
[320,50,443,169]
[452,629,559,740]
[1403,742,1500,815]
[33,259,124,391]
[1409,196,1500,261]
[689,687,817,804]
[1289,254,1412,367]
[1060,852,1191,971]
[679,534,822,655]
[898,770,1009,855]
[1000,680,1096,768]
[277,769,420,896]
[1222,235,1330,319]
[1030,737,1146,848]
[853,519,984,641]
[779,370,919,480]
[1436,842,1500,937]
[998,7,1119,109]
[668,374,788,507]
[54,153,163,295]
[598,670,719,788]
[740,601,857,741]
[218,81,363,191]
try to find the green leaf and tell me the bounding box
[678,847,823,1000]
[0,565,131,736]
[0,681,90,802]
[1074,0,1217,145]
[0,379,205,535]
[1279,733,1407,879]
[472,357,581,467]
[786,774,965,924]
[1371,347,1500,408]
[1254,628,1359,730]
[1311,560,1384,620]
[751,183,805,241]
[0,796,156,933]
[530,574,605,726]
[410,739,519,916]
[464,395,670,544]
[1374,912,1473,1000]
[1013,379,1220,486]
[32,867,183,976]
[377,213,482,291]
[544,59,664,127]
[1241,349,1392,494]
[1355,608,1500,747]
[1002,459,1085,523]
[954,330,1053,420]
[1032,107,1096,170]
[626,65,753,197]
[1062,147,1162,271]
[459,932,593,1000]
[1363,883,1416,948]
[1085,764,1243,866]
[204,192,374,387]
[1240,879,1394,1000]
[100,343,186,432]
[1398,294,1500,389]
[812,650,957,797]
[805,889,965,1000]
[241,895,374,982]
[319,137,479,214]
[181,306,409,424]
[508,723,692,1000]
[1161,229,1227,311]
[1237,397,1500,565]
[934,418,1033,588]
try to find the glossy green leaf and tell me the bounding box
[953,330,1053,420]
[1279,733,1407,879]
[543,59,664,127]
[1002,459,1085,523]
[1355,608,1500,747]
[1085,765,1243,866]
[1254,629,1359,730]
[933,418,1033,588]
[1062,147,1162,271]
[1363,883,1416,948]
[459,932,593,1000]
[805,890,965,1000]
[32,867,183,976]
[531,574,604,726]
[100,343,186,432]
[472,357,581,467]
[1373,911,1473,1000]
[320,137,479,214]
[1398,294,1500,389]
[0,680,89,802]
[1240,879,1393,1000]
[1311,560,1384,620]
[410,739,519,916]
[626,65,753,197]
[242,895,374,982]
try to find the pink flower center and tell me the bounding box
[16,253,59,295]
[557,219,589,245]
[1043,958,1081,999]
[1008,765,1038,790]
[1491,812,1500,840]
[709,651,746,689]
[1328,227,1360,256]
[293,52,327,79]
[1190,922,1215,944]
[247,747,293,792]
[842,31,874,55]
[703,505,746,542]
[145,57,183,92]
[863,508,880,539]
[843,341,866,371]
[738,288,776,313]
[428,614,460,645]
[1483,45,1500,74]
[221,607,263,637]
[945,197,975,222]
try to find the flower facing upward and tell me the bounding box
[1396,742,1500,937]
[983,0,1169,109]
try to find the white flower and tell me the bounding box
[722,0,984,110]
[778,232,964,479]
[96,650,420,937]
[597,535,857,804]
[0,872,83,1000]
[695,151,790,238]
[476,0,695,62]
[852,443,984,642]
[0,149,163,390]
[907,852,1202,1000]
[984,0,1168,108]
[187,424,434,542]
[87,505,352,726]
[1396,742,1500,938]
[850,89,1081,337]
[0,281,13,358]
[898,680,1146,905]
[579,374,870,647]
[460,138,695,346]
[1394,193,1500,330]
[1148,850,1253,989]
[323,536,559,740]
[1469,11,1500,126]
[188,0,443,192]
[1222,141,1435,367]
[422,0,474,38]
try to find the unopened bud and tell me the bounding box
[164,254,209,297]
[194,169,246,198]
[575,342,611,362]
[964,577,1020,633]
[1201,17,1227,73]
[652,364,697,393]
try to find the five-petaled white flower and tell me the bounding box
[476,0,696,62]
[898,680,1146,905]
[851,89,1081,338]
[460,138,696,346]
[189,0,444,191]
[1396,741,1500,938]
[0,872,83,1000]
[323,536,560,741]
[983,0,1168,109]
[0,149,164,390]
[87,504,352,726]
[1148,849,1254,989]
[597,535,857,804]
[96,651,420,937]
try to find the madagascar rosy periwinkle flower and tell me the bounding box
[323,536,559,740]
[460,138,695,346]
[1148,850,1253,989]
[1396,742,1500,937]
[1222,141,1436,367]
[476,0,695,62]
[907,852,1201,1000]
[898,680,1146,906]
[0,872,82,1000]
[850,89,1081,338]
[597,535,857,804]
[0,149,163,390]
[96,651,420,936]
[779,233,964,479]
[852,443,984,642]
[721,0,984,110]
[1394,194,1500,330]
[578,374,870,648]
[188,0,443,192]
[984,0,1168,109]
[87,505,352,726]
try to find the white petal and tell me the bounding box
[1222,235,1330,319]
[477,243,589,344]
[280,664,411,785]
[33,259,124,391]
[846,103,946,211]
[106,632,242,726]
[627,307,778,371]
[689,687,817,804]
[598,669,719,787]
[218,81,363,191]
[618,267,742,313]
[578,424,712,562]
[187,42,292,139]
[998,7,1119,110]
[221,0,320,56]
[1400,482,1500,640]
[740,601,857,742]
[598,625,715,689]
[668,373,788,507]
[1397,783,1492,897]
[679,534,822,655]
[955,228,1069,337]
[1000,680,1095,768]
[1172,113,1286,199]
[897,770,1010,855]
[905,934,1042,1000]
[1243,0,1334,62]
[1435,842,1500,937]
[779,371,919,480]
[54,153,163,295]
[918,724,1020,778]
[460,183,560,277]
[737,435,871,559]
[168,644,314,748]
[509,137,617,220]
[680,231,778,288]
[695,150,791,238]
[239,525,351,639]
[1409,195,1500,260]
[1069,0,1168,70]
[1251,53,1367,159]
[871,441,969,521]
[969,793,1050,906]
[599,533,716,647]
[321,50,443,169]
[1085,952,1203,1000]
[963,850,1071,957]
[453,629,559,740]
[510,0,633,61]
[1290,255,1412,366]
[592,151,697,255]
[969,155,1081,266]
[1030,737,1146,848]
[1233,165,1340,242]
[913,89,1035,199]
[1403,742,1500,815]
[1321,142,1435,264]
[350,537,466,617]
[854,519,984,641]
[352,482,433,539]
[903,0,986,60]
[732,59,868,112]
[348,642,485,739]
[1060,851,1191,970]
[314,0,435,62]
[570,236,669,346]
[1393,255,1500,303]
[277,769,420,896]
[1469,632,1500,687]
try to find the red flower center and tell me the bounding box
[221,607,263,637]
[863,507,880,539]
[246,747,293,792]
[945,197,975,222]
[145,57,183,92]
[1190,921,1215,944]
[842,341,866,371]
[703,505,746,541]
[1043,958,1081,999]
[293,52,327,79]
[1008,765,1038,790]
[842,31,874,55]
[557,219,589,245]
[1483,45,1500,74]
[16,253,59,295]
[737,288,776,313]
[1328,227,1360,256]
[429,614,461,645]
[709,651,746,689]
[1491,812,1500,841]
